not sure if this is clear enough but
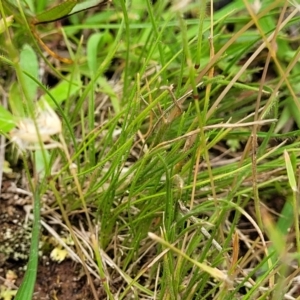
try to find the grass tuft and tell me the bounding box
[1,0,300,299]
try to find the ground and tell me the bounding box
[0,173,106,300]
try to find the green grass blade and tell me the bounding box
[15,187,41,300]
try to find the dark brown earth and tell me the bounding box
[0,174,104,300]
[2,260,100,300]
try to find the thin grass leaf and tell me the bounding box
[15,187,41,300]
[284,150,297,192]
[148,232,230,283]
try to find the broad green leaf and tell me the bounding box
[87,32,104,77]
[4,0,109,25]
[9,82,25,117]
[34,0,77,24]
[34,0,109,24]
[20,44,39,101]
[96,77,120,114]
[0,105,15,132]
[34,150,51,178]
[69,0,109,15]
[41,79,82,106]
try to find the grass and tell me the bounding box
[1,0,300,299]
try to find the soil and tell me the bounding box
[2,260,100,300]
[0,174,104,300]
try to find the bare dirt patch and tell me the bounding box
[0,175,105,300]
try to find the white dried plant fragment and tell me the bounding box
[10,101,62,150]
[251,0,261,13]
